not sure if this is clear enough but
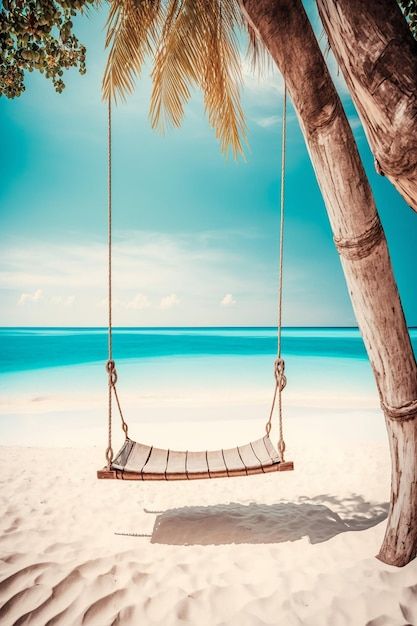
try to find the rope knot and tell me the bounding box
[106,359,118,385]
[105,445,113,468]
[274,357,287,391]
[278,439,286,462]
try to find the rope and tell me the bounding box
[114,532,152,538]
[103,90,288,468]
[105,99,129,469]
[106,98,113,469]
[334,215,384,261]
[265,84,287,462]
[108,99,113,368]
[277,84,286,360]
[113,381,129,438]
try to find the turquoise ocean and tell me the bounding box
[3,326,417,374]
[1,327,416,446]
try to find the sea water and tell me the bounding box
[0,326,393,373]
[0,327,415,446]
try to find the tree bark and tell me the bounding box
[316,0,417,212]
[239,0,417,566]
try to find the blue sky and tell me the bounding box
[0,2,416,327]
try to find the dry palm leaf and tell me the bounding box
[104,0,249,156]
[246,22,272,76]
[150,0,203,131]
[198,0,246,156]
[103,0,162,102]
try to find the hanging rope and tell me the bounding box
[105,99,129,470]
[105,98,113,469]
[104,89,288,469]
[265,84,287,462]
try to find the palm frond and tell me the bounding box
[150,0,246,157]
[103,0,162,102]
[150,0,203,131]
[246,23,272,76]
[105,0,247,157]
[199,0,246,157]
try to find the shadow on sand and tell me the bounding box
[146,495,389,546]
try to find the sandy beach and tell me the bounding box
[2,0,417,615]
[1,330,417,625]
[2,0,417,616]
[1,400,417,626]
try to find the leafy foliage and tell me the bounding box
[398,0,417,38]
[102,0,161,101]
[104,0,246,157]
[2,0,416,154]
[0,0,93,98]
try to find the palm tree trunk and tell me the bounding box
[239,0,417,566]
[316,0,417,212]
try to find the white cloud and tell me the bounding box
[221,293,236,307]
[241,57,284,98]
[18,288,43,305]
[159,293,180,309]
[50,295,75,306]
[255,115,280,128]
[0,232,270,325]
[126,293,151,310]
[0,229,352,326]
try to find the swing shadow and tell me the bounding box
[147,495,389,546]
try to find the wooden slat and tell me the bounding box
[112,439,134,470]
[142,447,169,479]
[238,442,263,473]
[123,442,152,473]
[186,451,209,479]
[207,449,228,477]
[97,468,116,479]
[261,460,294,473]
[166,450,187,480]
[98,436,294,481]
[97,459,294,480]
[250,438,274,466]
[263,436,280,463]
[222,446,246,475]
[277,461,294,472]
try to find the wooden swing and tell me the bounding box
[97,88,294,481]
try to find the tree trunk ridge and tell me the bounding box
[383,398,417,420]
[239,0,417,566]
[316,0,417,211]
[333,214,384,260]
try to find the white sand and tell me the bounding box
[1,410,417,625]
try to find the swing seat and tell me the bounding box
[99,94,292,485]
[97,435,293,480]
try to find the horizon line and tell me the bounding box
[1,325,416,330]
